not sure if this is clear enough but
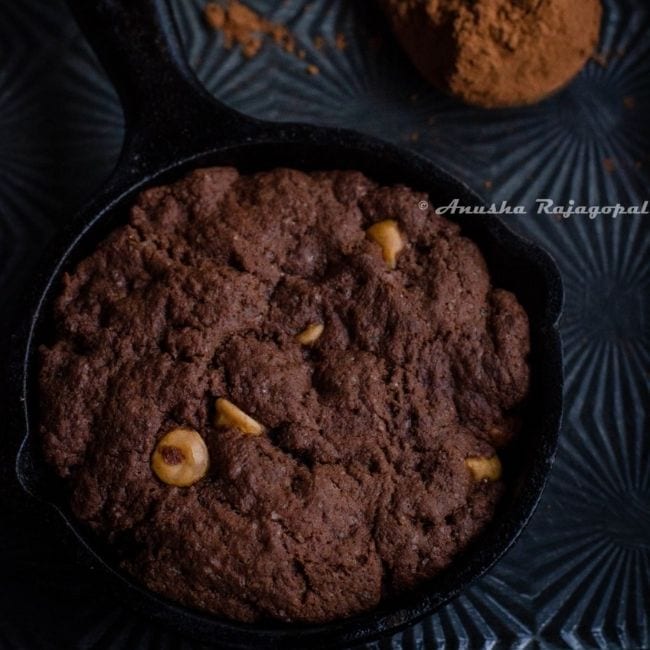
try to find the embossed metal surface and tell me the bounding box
[1,0,648,647]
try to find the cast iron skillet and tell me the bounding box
[13,0,563,647]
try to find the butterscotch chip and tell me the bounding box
[296,323,324,345]
[465,456,502,481]
[215,398,264,435]
[151,428,209,487]
[366,219,404,269]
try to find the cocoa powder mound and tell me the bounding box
[382,0,603,108]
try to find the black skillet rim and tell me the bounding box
[10,0,564,645]
[13,126,563,649]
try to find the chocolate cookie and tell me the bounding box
[39,167,530,623]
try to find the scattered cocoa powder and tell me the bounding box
[603,158,616,174]
[381,0,603,108]
[204,1,295,59]
[204,1,335,75]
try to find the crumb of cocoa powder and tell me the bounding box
[368,33,383,50]
[603,158,616,173]
[483,180,493,190]
[623,96,636,110]
[306,64,320,75]
[335,32,347,50]
[592,50,609,67]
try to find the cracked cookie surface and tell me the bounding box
[39,167,530,623]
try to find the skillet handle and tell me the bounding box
[66,0,259,170]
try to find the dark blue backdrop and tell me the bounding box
[1,0,648,647]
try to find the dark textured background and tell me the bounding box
[1,0,649,647]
